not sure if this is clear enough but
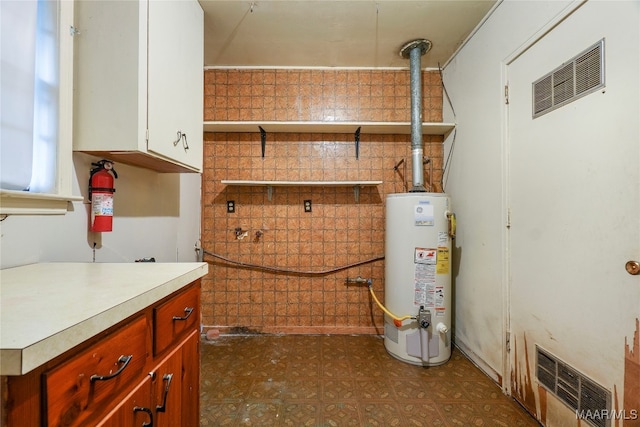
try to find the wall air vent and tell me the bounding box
[536,346,611,427]
[532,39,605,118]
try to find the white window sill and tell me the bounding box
[0,190,84,215]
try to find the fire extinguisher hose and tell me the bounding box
[367,284,415,327]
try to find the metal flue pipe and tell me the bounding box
[399,39,432,192]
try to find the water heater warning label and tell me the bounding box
[414,247,437,306]
[438,231,448,246]
[436,248,449,274]
[414,263,435,306]
[415,248,437,264]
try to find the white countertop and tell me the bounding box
[0,262,208,376]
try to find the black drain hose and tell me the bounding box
[203,249,384,276]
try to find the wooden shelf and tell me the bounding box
[221,180,382,202]
[204,121,454,136]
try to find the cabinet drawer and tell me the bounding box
[153,284,199,355]
[44,316,149,427]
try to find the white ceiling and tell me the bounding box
[199,0,497,69]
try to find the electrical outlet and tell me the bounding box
[227,200,235,213]
[304,200,312,212]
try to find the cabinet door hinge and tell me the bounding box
[145,128,149,142]
[504,85,509,105]
[506,208,511,229]
[506,332,511,353]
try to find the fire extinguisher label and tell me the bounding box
[92,194,113,216]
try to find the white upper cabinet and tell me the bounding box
[73,0,204,173]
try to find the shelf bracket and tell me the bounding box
[259,126,267,158]
[267,185,273,201]
[354,126,361,159]
[353,185,361,203]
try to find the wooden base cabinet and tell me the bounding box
[98,331,198,427]
[4,282,201,427]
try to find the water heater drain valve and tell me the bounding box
[436,323,449,334]
[417,306,431,329]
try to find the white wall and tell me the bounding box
[443,0,576,382]
[444,2,640,425]
[0,153,201,269]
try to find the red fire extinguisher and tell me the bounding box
[89,160,118,232]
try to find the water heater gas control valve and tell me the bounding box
[417,306,431,329]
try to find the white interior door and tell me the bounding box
[507,1,639,422]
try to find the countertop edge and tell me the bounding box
[0,263,208,376]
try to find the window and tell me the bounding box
[0,0,79,214]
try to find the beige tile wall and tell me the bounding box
[201,68,444,334]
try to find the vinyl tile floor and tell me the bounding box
[200,335,540,426]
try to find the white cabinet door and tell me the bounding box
[74,0,202,173]
[73,0,146,153]
[147,0,203,172]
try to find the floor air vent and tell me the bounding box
[533,39,604,118]
[536,346,611,427]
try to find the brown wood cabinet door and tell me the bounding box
[44,316,149,427]
[181,330,200,427]
[97,375,153,427]
[152,342,183,427]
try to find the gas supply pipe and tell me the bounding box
[345,277,415,327]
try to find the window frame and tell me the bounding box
[0,0,82,215]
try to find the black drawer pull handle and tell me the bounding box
[172,307,193,321]
[156,373,174,413]
[133,406,154,427]
[90,355,133,382]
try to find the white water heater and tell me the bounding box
[384,193,453,366]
